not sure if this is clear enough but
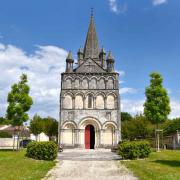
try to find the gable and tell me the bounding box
[75,58,106,73]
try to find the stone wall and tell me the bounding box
[0,138,18,149]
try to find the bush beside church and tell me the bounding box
[118,140,151,160]
[26,141,58,161]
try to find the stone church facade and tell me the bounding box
[59,14,121,149]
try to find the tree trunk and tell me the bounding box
[156,123,160,152]
[16,126,20,150]
[13,129,15,151]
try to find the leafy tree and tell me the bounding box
[30,114,44,140]
[144,72,171,150]
[6,74,33,149]
[121,112,133,122]
[43,117,58,141]
[0,117,11,125]
[0,117,5,124]
[144,72,171,127]
[163,118,180,135]
[122,114,153,140]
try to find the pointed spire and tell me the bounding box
[107,51,114,62]
[66,51,74,62]
[83,11,100,59]
[107,51,115,72]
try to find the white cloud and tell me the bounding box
[169,100,180,119]
[116,70,125,76]
[108,0,127,14]
[120,87,137,94]
[152,0,167,6]
[121,98,180,119]
[121,99,144,115]
[0,43,67,119]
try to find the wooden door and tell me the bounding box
[85,125,90,149]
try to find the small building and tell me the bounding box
[30,132,49,142]
[164,131,180,150]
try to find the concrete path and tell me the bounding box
[43,149,137,180]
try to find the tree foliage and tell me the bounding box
[0,117,11,125]
[122,114,153,140]
[6,74,33,126]
[144,72,171,126]
[30,114,44,136]
[163,118,180,135]
[29,115,58,140]
[43,117,58,140]
[121,112,133,122]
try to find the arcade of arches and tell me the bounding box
[63,94,116,110]
[60,118,118,149]
[59,14,120,149]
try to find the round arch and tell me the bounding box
[102,121,118,130]
[78,117,102,148]
[61,121,78,129]
[78,117,102,130]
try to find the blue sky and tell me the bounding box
[0,0,180,119]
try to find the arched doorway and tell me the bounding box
[85,125,95,149]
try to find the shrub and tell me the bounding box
[26,141,58,161]
[0,131,12,138]
[118,140,151,160]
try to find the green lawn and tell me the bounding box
[121,150,180,180]
[0,149,56,180]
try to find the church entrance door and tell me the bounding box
[85,125,95,149]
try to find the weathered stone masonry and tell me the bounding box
[59,14,121,148]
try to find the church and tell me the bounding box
[59,14,121,149]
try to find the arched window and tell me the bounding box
[104,125,114,145]
[75,95,83,109]
[65,79,72,89]
[98,78,105,89]
[85,94,93,109]
[107,78,114,89]
[82,79,88,89]
[88,94,93,108]
[74,79,79,89]
[89,78,96,89]
[63,123,75,145]
[107,95,115,109]
[63,95,73,109]
[96,95,104,109]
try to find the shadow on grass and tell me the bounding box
[0,149,14,151]
[155,160,180,167]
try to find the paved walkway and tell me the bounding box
[43,149,137,180]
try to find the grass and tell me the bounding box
[121,150,180,180]
[0,149,56,180]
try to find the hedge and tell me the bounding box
[0,131,12,138]
[26,141,58,161]
[118,140,151,160]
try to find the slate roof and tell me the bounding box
[83,15,100,60]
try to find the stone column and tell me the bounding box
[93,97,96,109]
[83,97,86,109]
[100,129,104,147]
[104,97,107,109]
[115,129,119,145]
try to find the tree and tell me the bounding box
[43,117,58,141]
[6,74,33,149]
[144,72,171,151]
[121,114,153,140]
[163,118,180,135]
[121,112,133,122]
[30,114,43,141]
[0,117,11,125]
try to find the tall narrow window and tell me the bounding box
[88,95,93,108]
